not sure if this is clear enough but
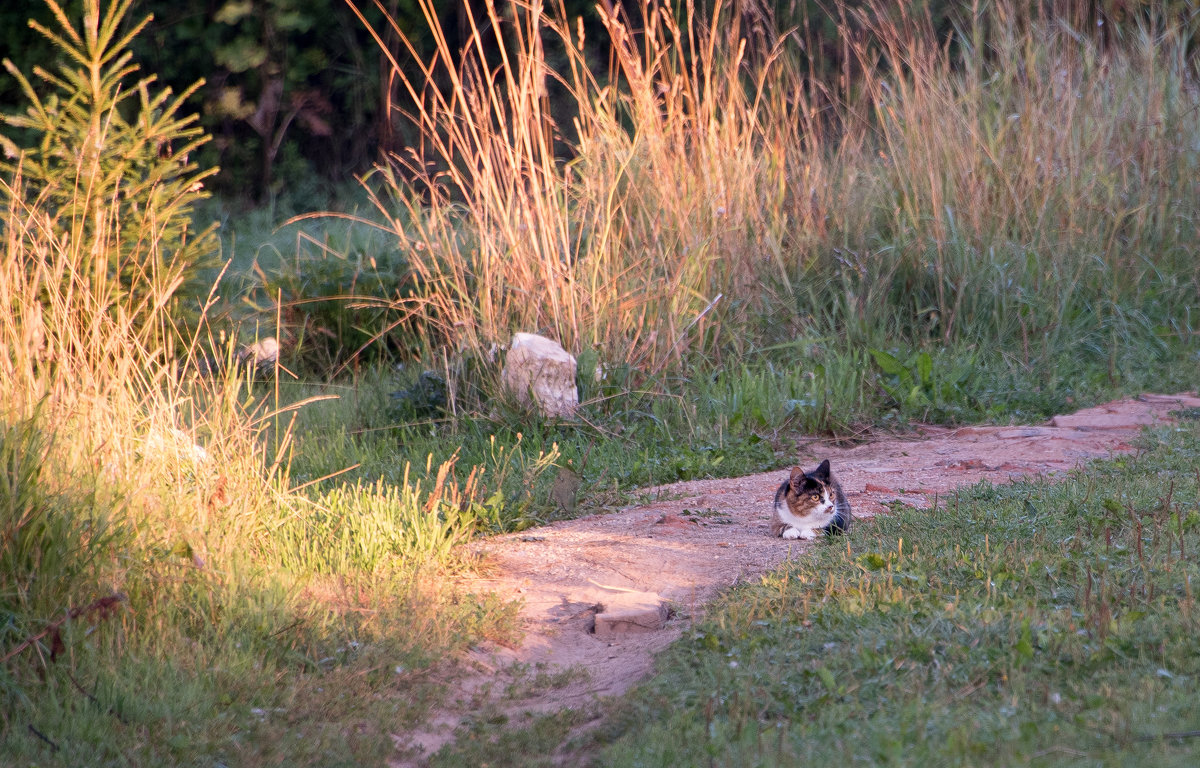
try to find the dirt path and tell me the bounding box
[392,392,1200,765]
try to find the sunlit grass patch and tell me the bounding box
[0,3,525,763]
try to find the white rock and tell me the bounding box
[501,332,579,418]
[239,337,279,373]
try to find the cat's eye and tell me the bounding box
[809,493,820,501]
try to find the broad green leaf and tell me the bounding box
[868,348,906,377]
[215,36,268,73]
[916,351,933,386]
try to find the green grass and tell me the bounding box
[0,402,521,767]
[430,421,1200,767]
[264,334,1198,532]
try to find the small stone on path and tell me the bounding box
[593,592,669,640]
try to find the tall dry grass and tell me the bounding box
[347,0,1198,380]
[1,160,522,758]
[836,2,1200,349]
[348,0,811,373]
[1,162,281,628]
[0,4,525,727]
[0,160,514,660]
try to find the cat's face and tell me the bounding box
[784,461,837,519]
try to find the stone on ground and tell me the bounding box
[593,591,668,640]
[501,332,579,418]
[239,337,280,375]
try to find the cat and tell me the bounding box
[772,459,852,539]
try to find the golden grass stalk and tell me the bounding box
[348,0,813,372]
[348,0,1198,373]
[836,1,1200,341]
[1,161,506,651]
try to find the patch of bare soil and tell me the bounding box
[391,393,1200,765]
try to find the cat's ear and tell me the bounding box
[789,466,806,491]
[811,459,831,482]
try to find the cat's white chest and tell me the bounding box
[774,495,837,539]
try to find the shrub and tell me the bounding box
[0,0,218,342]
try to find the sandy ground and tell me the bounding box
[391,392,1200,765]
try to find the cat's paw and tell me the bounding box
[782,527,818,540]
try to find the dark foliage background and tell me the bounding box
[2,1,1194,208]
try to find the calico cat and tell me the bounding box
[772,459,851,539]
